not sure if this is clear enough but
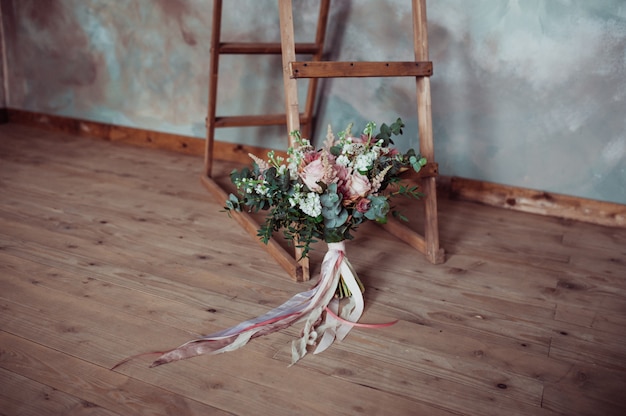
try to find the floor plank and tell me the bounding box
[0,367,123,416]
[0,333,228,416]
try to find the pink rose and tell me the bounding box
[355,197,371,213]
[302,150,321,165]
[300,159,325,192]
[334,164,351,200]
[343,171,371,203]
[333,163,350,182]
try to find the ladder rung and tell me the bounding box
[219,42,320,55]
[215,114,310,128]
[290,61,433,78]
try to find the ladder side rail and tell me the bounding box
[413,0,444,263]
[204,0,223,177]
[279,0,309,279]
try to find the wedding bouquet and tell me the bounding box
[134,119,427,368]
[226,119,426,252]
[226,118,426,296]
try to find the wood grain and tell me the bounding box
[1,123,625,415]
[289,61,433,78]
[450,176,626,228]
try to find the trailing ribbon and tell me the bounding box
[114,242,395,369]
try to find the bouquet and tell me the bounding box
[226,118,427,296]
[128,119,427,368]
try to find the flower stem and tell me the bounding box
[335,274,365,299]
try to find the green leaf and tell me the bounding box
[392,210,409,222]
[320,183,348,228]
[330,145,342,156]
[277,169,291,191]
[224,193,242,212]
[390,117,405,135]
[364,195,390,223]
[324,227,345,243]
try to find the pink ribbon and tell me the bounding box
[112,242,395,369]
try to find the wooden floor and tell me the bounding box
[1,124,625,416]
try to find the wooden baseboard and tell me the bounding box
[5,108,275,165]
[7,108,625,228]
[449,176,626,229]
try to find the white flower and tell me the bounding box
[299,192,322,217]
[336,154,350,167]
[255,182,269,195]
[342,143,356,155]
[289,184,302,207]
[354,152,376,172]
[287,148,304,177]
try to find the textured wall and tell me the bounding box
[0,0,6,109]
[1,0,625,204]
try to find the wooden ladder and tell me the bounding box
[203,0,330,178]
[201,0,331,282]
[279,0,445,276]
[202,0,444,282]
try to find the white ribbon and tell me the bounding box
[121,240,368,368]
[311,242,364,355]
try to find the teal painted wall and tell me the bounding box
[2,0,625,204]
